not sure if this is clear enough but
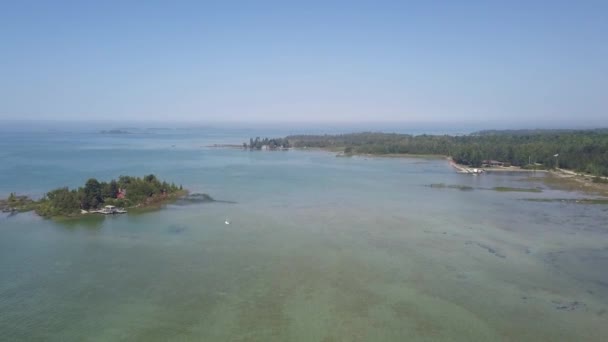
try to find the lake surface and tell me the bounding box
[1,125,607,341]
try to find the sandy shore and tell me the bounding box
[545,169,608,196]
[448,158,545,174]
[448,159,608,195]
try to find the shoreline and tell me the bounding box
[324,150,608,195]
[211,144,603,179]
[449,159,547,174]
[63,189,191,218]
[339,152,446,159]
[1,189,191,220]
[544,169,608,197]
[447,159,608,195]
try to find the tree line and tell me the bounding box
[243,137,291,150]
[285,130,608,176]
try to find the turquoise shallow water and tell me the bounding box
[1,125,607,341]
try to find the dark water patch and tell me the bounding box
[490,187,542,193]
[214,199,238,204]
[523,198,608,205]
[167,224,188,234]
[172,193,236,206]
[4,211,18,218]
[465,241,506,258]
[426,184,543,193]
[177,193,214,203]
[426,184,474,191]
[544,248,608,301]
[552,300,586,312]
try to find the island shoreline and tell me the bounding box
[0,175,201,220]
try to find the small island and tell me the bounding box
[1,174,192,218]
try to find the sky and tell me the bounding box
[1,1,607,125]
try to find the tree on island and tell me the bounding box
[244,137,290,150]
[83,178,103,209]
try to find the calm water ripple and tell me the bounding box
[1,127,607,341]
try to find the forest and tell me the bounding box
[285,130,608,176]
[244,137,291,150]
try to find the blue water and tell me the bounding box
[1,123,607,341]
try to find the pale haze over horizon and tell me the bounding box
[1,1,607,125]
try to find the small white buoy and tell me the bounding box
[225,220,230,225]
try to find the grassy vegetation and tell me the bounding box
[427,184,475,191]
[426,184,543,193]
[524,174,608,197]
[0,194,38,213]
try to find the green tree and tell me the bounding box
[144,174,157,183]
[83,178,103,209]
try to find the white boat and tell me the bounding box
[463,168,484,174]
[98,205,127,215]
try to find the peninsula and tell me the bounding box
[1,174,191,218]
[281,129,608,178]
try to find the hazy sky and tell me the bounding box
[1,1,607,124]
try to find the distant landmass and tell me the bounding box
[471,128,608,136]
[100,129,131,134]
[279,129,608,177]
